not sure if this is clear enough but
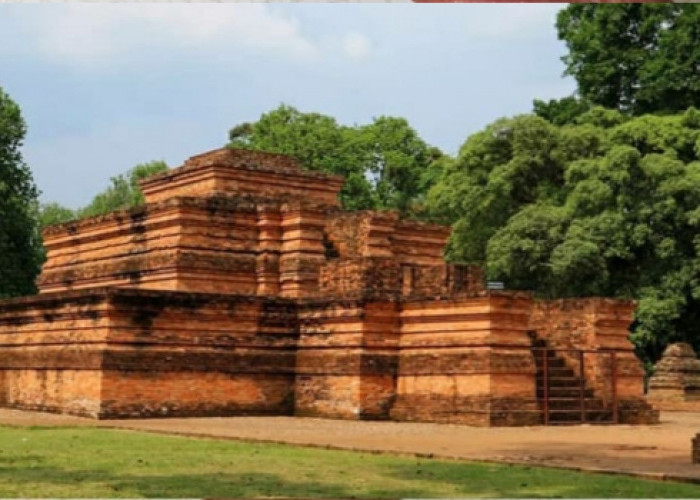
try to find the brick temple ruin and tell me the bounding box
[0,148,659,425]
[648,343,700,412]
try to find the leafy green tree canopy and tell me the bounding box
[556,4,700,115]
[38,202,77,229]
[427,107,700,363]
[0,87,42,298]
[78,160,168,219]
[40,160,170,228]
[533,97,592,126]
[228,104,441,215]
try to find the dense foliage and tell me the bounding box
[0,87,42,298]
[228,105,441,215]
[79,161,168,218]
[533,97,592,126]
[39,161,168,228]
[426,107,700,363]
[556,4,700,115]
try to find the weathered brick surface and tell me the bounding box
[391,294,541,426]
[295,300,400,419]
[40,197,261,294]
[140,148,345,206]
[100,371,294,418]
[0,148,653,425]
[0,288,298,418]
[319,258,402,299]
[0,369,103,418]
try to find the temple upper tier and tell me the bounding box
[140,148,345,205]
[38,148,482,298]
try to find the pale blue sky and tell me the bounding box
[0,3,575,208]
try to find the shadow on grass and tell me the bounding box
[4,459,700,499]
[0,463,428,498]
[384,460,700,498]
[113,472,429,498]
[0,454,46,466]
[0,461,117,487]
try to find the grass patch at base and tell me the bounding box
[0,425,696,498]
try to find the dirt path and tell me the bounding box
[1,408,698,483]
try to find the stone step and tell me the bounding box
[545,409,613,423]
[536,376,584,388]
[549,408,612,420]
[544,398,607,410]
[534,357,567,368]
[532,349,561,358]
[530,339,612,423]
[535,366,577,378]
[537,387,595,398]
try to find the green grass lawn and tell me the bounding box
[0,425,697,498]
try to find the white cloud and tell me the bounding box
[461,4,560,40]
[1,4,561,71]
[342,32,372,62]
[25,4,319,68]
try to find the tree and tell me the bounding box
[426,107,700,364]
[0,87,42,298]
[356,117,443,214]
[533,96,592,126]
[78,160,168,218]
[38,161,169,230]
[557,4,700,115]
[227,105,441,216]
[38,202,76,229]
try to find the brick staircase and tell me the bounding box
[532,338,614,425]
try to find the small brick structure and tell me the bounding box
[648,343,700,412]
[0,148,659,425]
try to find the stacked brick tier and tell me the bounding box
[0,288,298,418]
[391,293,541,426]
[40,197,263,294]
[295,300,400,419]
[140,148,344,207]
[0,291,109,416]
[647,343,700,411]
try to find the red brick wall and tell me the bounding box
[100,371,293,418]
[319,258,401,299]
[392,294,539,426]
[0,369,103,417]
[295,301,399,419]
[0,291,110,416]
[0,289,299,418]
[39,198,261,295]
